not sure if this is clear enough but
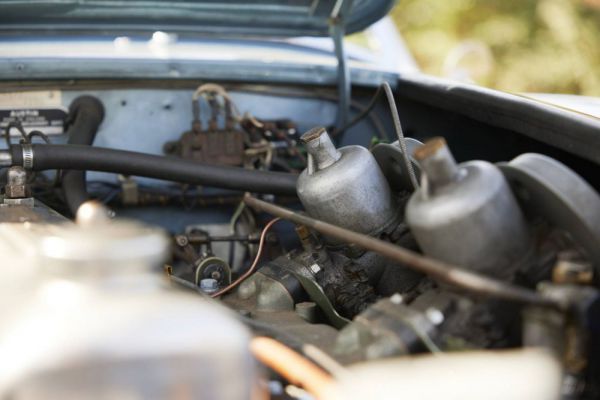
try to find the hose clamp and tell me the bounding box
[22,144,34,170]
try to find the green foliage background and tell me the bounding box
[390,0,600,95]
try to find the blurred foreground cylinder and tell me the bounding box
[406,138,530,278]
[0,202,257,400]
[297,127,397,236]
[333,349,561,400]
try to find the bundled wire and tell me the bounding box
[334,82,419,189]
[222,83,388,141]
[4,121,51,146]
[382,82,419,190]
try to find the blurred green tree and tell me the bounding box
[392,0,600,95]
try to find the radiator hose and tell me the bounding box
[12,144,298,195]
[62,96,105,215]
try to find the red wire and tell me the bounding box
[211,217,281,298]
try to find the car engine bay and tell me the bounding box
[0,79,599,399]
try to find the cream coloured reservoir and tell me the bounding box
[0,202,258,399]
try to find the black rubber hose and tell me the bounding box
[62,96,105,215]
[12,144,298,195]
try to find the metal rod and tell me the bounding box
[330,10,350,130]
[187,234,260,244]
[244,195,562,309]
[168,273,203,293]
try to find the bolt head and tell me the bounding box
[4,184,27,199]
[175,235,188,246]
[309,263,321,274]
[390,293,403,304]
[200,278,218,292]
[425,307,445,326]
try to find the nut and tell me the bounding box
[4,184,28,199]
[200,278,219,294]
[5,167,30,199]
[309,263,321,274]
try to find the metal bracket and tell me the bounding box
[293,271,351,329]
[329,0,353,130]
[118,175,139,206]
